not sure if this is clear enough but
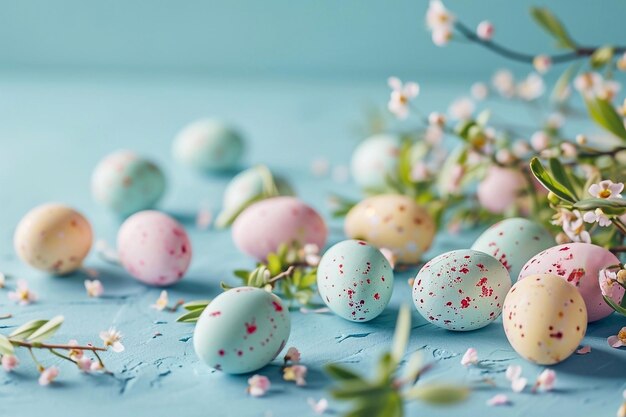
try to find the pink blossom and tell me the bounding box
[530,131,549,151]
[588,180,624,199]
[608,326,626,348]
[284,347,301,364]
[77,356,93,372]
[562,210,591,243]
[492,69,515,97]
[38,366,59,386]
[428,112,446,126]
[195,206,213,230]
[533,55,552,74]
[90,361,104,372]
[486,394,510,406]
[575,345,591,355]
[247,374,270,397]
[505,365,527,393]
[517,73,545,101]
[68,339,84,361]
[460,348,478,366]
[307,398,329,415]
[432,27,452,46]
[534,369,556,391]
[476,21,494,40]
[410,162,430,182]
[583,208,612,227]
[470,82,488,100]
[284,364,308,386]
[426,0,454,31]
[1,354,19,372]
[387,77,419,119]
[84,279,104,298]
[599,269,619,299]
[448,97,474,121]
[8,279,37,305]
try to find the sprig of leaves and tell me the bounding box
[530,7,577,50]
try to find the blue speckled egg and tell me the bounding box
[193,287,291,374]
[412,249,511,331]
[350,134,400,190]
[471,218,554,281]
[317,240,394,322]
[173,119,244,172]
[91,150,166,217]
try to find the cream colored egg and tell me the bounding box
[14,203,93,275]
[344,194,435,264]
[503,274,587,365]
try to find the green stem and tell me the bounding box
[49,348,76,364]
[28,348,44,372]
[612,217,626,236]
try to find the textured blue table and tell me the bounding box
[0,71,624,417]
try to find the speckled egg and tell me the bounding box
[503,274,587,364]
[412,249,511,331]
[477,165,526,214]
[344,194,435,264]
[518,242,619,322]
[317,240,394,322]
[471,218,554,281]
[91,150,166,216]
[232,196,327,261]
[117,211,192,286]
[350,134,400,190]
[215,165,294,228]
[173,119,244,172]
[193,287,291,374]
[14,203,93,275]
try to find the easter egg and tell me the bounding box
[477,166,526,214]
[344,194,435,264]
[350,134,400,189]
[518,242,619,322]
[173,119,244,172]
[91,150,166,216]
[117,211,192,286]
[14,203,93,275]
[193,287,291,374]
[317,240,394,322]
[232,196,327,261]
[471,218,554,281]
[503,274,587,364]
[215,165,294,228]
[412,249,511,331]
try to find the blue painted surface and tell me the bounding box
[0,72,624,417]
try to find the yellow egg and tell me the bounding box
[503,274,587,365]
[14,203,93,275]
[344,194,435,264]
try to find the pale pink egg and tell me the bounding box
[477,166,526,214]
[232,197,327,261]
[518,242,621,322]
[117,210,192,286]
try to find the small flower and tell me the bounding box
[505,365,527,393]
[100,327,125,353]
[448,97,474,121]
[495,149,514,165]
[151,290,169,311]
[530,131,550,151]
[562,210,591,243]
[307,397,329,415]
[492,69,515,97]
[512,140,531,158]
[428,112,446,126]
[588,180,624,199]
[576,134,587,145]
[486,394,510,406]
[90,361,104,372]
[574,72,602,96]
[247,374,270,397]
[517,73,545,101]
[387,77,419,119]
[476,21,494,40]
[8,279,37,305]
[608,326,626,348]
[431,27,452,46]
[533,55,552,74]
[460,348,478,366]
[534,369,556,391]
[303,244,321,267]
[599,269,620,299]
[470,82,488,101]
[555,232,570,245]
[284,347,301,364]
[1,354,19,372]
[560,142,577,158]
[426,0,454,31]
[77,356,93,372]
[195,206,213,230]
[597,79,621,101]
[284,364,307,386]
[583,208,612,227]
[84,279,104,298]
[576,345,591,355]
[68,339,84,361]
[38,366,59,386]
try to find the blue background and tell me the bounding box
[0,1,625,416]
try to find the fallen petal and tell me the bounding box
[486,394,510,406]
[576,345,591,355]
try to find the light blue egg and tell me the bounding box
[193,287,291,374]
[318,240,394,322]
[173,119,244,172]
[350,134,400,190]
[412,249,511,331]
[91,150,166,217]
[471,217,554,281]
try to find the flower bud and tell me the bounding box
[547,192,560,205]
[476,21,494,40]
[530,131,550,151]
[575,134,587,145]
[533,55,552,74]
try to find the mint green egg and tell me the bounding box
[193,287,291,374]
[350,134,400,190]
[91,150,166,217]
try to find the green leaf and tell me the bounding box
[220,281,234,291]
[182,300,211,311]
[376,352,397,382]
[530,157,576,203]
[391,305,411,364]
[233,270,250,281]
[590,46,614,69]
[574,198,626,215]
[9,319,48,340]
[346,393,403,417]
[0,334,14,355]
[530,7,576,49]
[331,383,387,400]
[176,309,204,323]
[585,98,626,141]
[26,315,64,343]
[402,350,424,382]
[299,271,317,288]
[406,383,470,405]
[549,158,578,199]
[325,363,364,382]
[602,295,626,316]
[454,120,477,141]
[551,64,579,103]
[266,254,283,276]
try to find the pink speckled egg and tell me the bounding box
[518,243,620,322]
[477,166,526,214]
[117,210,192,286]
[503,274,587,364]
[232,196,327,261]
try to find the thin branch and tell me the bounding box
[268,266,296,284]
[10,340,107,352]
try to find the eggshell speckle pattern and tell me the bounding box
[503,274,587,364]
[317,240,394,322]
[518,243,619,322]
[14,203,93,275]
[117,211,192,286]
[412,249,511,331]
[350,134,400,189]
[173,119,244,172]
[232,197,327,261]
[471,217,554,281]
[344,194,435,264]
[193,287,290,374]
[91,150,166,217]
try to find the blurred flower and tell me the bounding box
[247,374,270,397]
[8,279,37,305]
[547,112,564,129]
[608,326,626,348]
[486,394,509,406]
[560,142,577,158]
[284,347,301,364]
[492,69,515,97]
[530,131,550,151]
[588,180,623,199]
[284,364,307,386]
[1,354,19,372]
[195,206,213,230]
[426,0,454,31]
[448,97,474,120]
[495,149,514,165]
[424,125,444,145]
[307,397,329,415]
[583,208,612,227]
[302,244,321,267]
[574,72,602,97]
[84,279,104,298]
[533,55,552,74]
[151,290,169,311]
[575,134,587,145]
[460,348,478,366]
[534,369,556,391]
[512,140,531,158]
[506,365,527,393]
[476,21,494,40]
[387,77,419,119]
[90,361,104,372]
[576,345,591,355]
[432,27,452,46]
[470,82,488,101]
[68,339,84,361]
[517,73,545,101]
[562,210,591,243]
[100,328,124,353]
[597,79,621,101]
[38,366,59,386]
[410,162,430,182]
[77,356,93,372]
[0,272,5,288]
[428,112,446,126]
[618,53,626,72]
[311,157,330,177]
